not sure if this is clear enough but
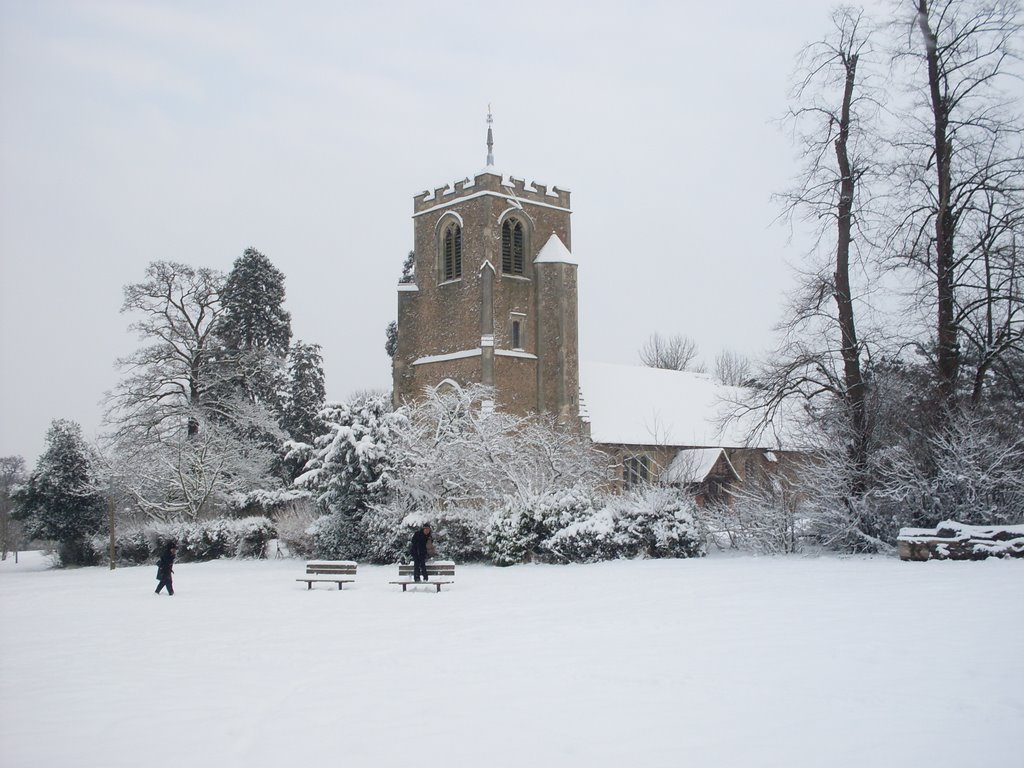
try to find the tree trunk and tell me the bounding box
[834,51,868,493]
[917,0,959,407]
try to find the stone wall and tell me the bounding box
[394,167,576,420]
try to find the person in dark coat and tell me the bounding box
[410,524,432,582]
[155,542,177,595]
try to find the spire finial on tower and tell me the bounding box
[486,104,494,167]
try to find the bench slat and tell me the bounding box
[398,562,455,575]
[305,560,357,576]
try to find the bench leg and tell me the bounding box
[337,582,343,590]
[402,583,407,592]
[434,583,441,593]
[307,581,312,590]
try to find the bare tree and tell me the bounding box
[638,333,704,371]
[756,6,878,491]
[391,383,609,512]
[713,349,754,386]
[104,421,279,523]
[891,0,1024,407]
[106,261,226,440]
[104,261,285,523]
[0,456,26,560]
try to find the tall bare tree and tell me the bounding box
[107,261,225,440]
[763,6,878,491]
[891,0,1024,408]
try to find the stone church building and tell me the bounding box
[392,119,792,499]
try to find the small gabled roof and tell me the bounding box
[534,233,577,265]
[661,448,740,485]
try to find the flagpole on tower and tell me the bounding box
[486,105,494,167]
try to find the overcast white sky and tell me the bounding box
[0,0,861,463]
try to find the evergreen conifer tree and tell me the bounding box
[296,395,405,558]
[12,420,105,565]
[385,250,414,360]
[217,247,292,412]
[385,321,398,359]
[282,341,327,445]
[399,250,415,284]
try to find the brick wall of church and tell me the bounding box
[394,168,576,418]
[493,355,538,414]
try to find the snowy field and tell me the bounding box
[1,552,1021,768]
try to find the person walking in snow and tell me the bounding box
[155,542,177,596]
[410,524,433,582]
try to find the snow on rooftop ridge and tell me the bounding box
[412,349,482,366]
[662,448,728,485]
[534,233,577,265]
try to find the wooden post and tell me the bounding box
[108,487,116,571]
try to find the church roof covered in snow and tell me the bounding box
[534,233,577,265]
[578,361,792,450]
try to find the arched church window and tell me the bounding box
[501,219,525,275]
[442,223,463,282]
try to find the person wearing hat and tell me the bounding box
[155,542,177,596]
[409,524,433,582]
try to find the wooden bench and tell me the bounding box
[390,561,455,593]
[296,560,357,590]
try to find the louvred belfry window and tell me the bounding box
[502,219,525,275]
[443,223,463,281]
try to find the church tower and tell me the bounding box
[392,113,580,423]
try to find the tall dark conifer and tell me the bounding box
[218,248,293,412]
[12,420,105,565]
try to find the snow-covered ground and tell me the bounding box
[1,552,1021,768]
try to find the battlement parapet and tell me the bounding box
[414,170,571,214]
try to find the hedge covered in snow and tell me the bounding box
[488,487,705,565]
[90,516,277,564]
[294,487,706,566]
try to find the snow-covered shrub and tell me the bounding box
[228,487,312,518]
[358,502,488,564]
[486,506,531,566]
[611,487,705,558]
[101,527,153,564]
[486,487,597,565]
[56,539,104,568]
[702,479,807,555]
[308,512,361,560]
[176,520,232,561]
[543,508,620,563]
[432,507,489,562]
[232,517,277,558]
[547,488,705,562]
[273,503,320,558]
[361,503,415,564]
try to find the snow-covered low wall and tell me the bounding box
[897,521,1024,561]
